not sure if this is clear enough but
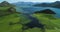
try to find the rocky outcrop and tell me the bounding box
[8,7,16,13]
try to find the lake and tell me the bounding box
[16,6,60,18]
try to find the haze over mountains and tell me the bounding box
[13,2,37,6]
[34,1,60,8]
[13,1,60,8]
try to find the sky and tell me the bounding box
[0,0,60,3]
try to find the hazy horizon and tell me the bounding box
[0,0,60,3]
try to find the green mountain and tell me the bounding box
[0,1,21,32]
[0,1,16,16]
[0,1,14,7]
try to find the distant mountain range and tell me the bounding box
[13,2,40,6]
[12,1,60,8]
[34,1,60,8]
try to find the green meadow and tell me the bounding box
[0,6,60,32]
[0,12,60,32]
[32,13,60,32]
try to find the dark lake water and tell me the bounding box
[16,6,60,18]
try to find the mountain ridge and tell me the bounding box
[34,1,60,8]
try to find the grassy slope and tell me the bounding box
[0,13,40,32]
[0,13,23,32]
[0,13,60,32]
[0,7,60,32]
[0,7,24,32]
[0,7,11,16]
[32,13,60,32]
